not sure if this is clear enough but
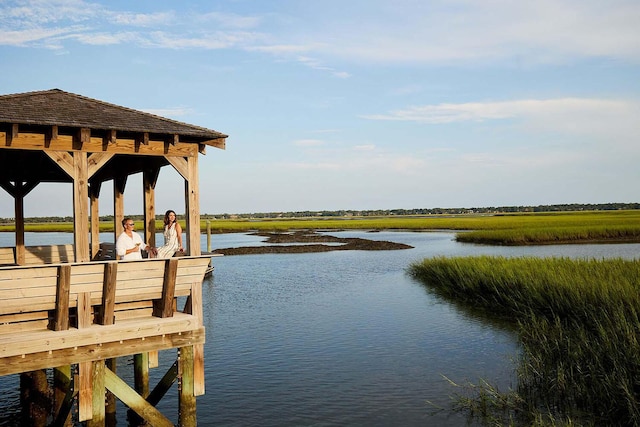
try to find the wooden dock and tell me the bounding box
[0,254,212,426]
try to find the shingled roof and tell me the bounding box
[0,88,227,143]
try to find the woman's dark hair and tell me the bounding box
[163,210,176,226]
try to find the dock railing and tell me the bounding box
[0,255,212,425]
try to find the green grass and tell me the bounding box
[4,210,640,246]
[408,256,640,425]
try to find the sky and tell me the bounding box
[1,0,639,216]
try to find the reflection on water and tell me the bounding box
[0,231,638,426]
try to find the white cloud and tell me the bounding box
[362,97,636,130]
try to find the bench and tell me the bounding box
[0,255,212,376]
[0,244,75,265]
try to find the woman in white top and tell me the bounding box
[156,210,184,258]
[115,217,152,260]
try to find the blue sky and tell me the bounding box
[1,0,639,216]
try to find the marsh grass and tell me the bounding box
[3,210,640,246]
[408,256,640,426]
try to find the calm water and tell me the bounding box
[1,231,639,426]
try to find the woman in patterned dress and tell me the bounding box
[155,210,184,258]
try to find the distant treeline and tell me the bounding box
[211,202,640,219]
[0,203,638,223]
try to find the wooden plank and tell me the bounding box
[53,264,71,331]
[96,262,117,325]
[153,259,177,318]
[0,296,58,316]
[0,312,202,358]
[23,244,75,264]
[0,265,60,283]
[0,328,205,376]
[104,366,174,427]
[0,247,15,265]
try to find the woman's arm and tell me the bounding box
[176,222,183,250]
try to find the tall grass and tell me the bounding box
[408,256,640,425]
[4,210,640,246]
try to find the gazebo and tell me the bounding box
[0,89,228,425]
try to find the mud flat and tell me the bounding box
[211,230,413,255]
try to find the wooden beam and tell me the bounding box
[45,125,58,147]
[114,177,126,245]
[102,129,117,149]
[143,167,160,247]
[185,155,201,255]
[147,361,178,406]
[72,151,89,262]
[1,132,199,157]
[14,186,25,265]
[89,185,100,260]
[104,367,174,427]
[74,127,91,150]
[53,365,74,427]
[0,329,205,376]
[137,132,150,145]
[87,152,114,179]
[166,156,188,180]
[45,151,74,177]
[6,123,19,146]
[201,137,226,149]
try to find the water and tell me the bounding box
[1,231,639,426]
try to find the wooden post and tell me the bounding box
[20,369,49,427]
[77,292,93,422]
[153,258,178,318]
[98,261,118,423]
[14,189,25,265]
[87,360,106,427]
[53,365,73,427]
[143,167,160,247]
[185,155,201,256]
[113,177,126,246]
[72,151,90,262]
[89,183,101,260]
[206,220,211,252]
[178,345,197,426]
[129,352,150,425]
[53,264,72,425]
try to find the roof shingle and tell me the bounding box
[0,89,227,141]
